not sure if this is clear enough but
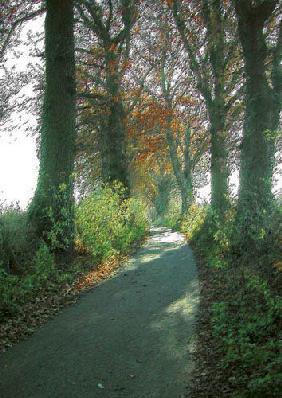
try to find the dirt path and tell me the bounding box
[0,227,199,398]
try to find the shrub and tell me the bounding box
[211,271,282,396]
[180,203,209,241]
[0,269,20,317]
[75,183,149,261]
[162,197,182,229]
[231,201,282,268]
[0,242,56,319]
[0,202,36,274]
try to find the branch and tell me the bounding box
[0,7,45,61]
[225,83,245,113]
[106,0,113,32]
[75,0,109,43]
[171,0,211,103]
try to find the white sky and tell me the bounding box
[0,133,38,208]
[0,17,43,209]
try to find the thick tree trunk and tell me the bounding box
[101,48,129,189]
[29,0,76,253]
[235,1,280,217]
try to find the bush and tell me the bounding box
[162,197,182,229]
[0,202,36,274]
[75,183,149,261]
[0,242,56,319]
[180,203,209,241]
[211,271,282,396]
[231,201,282,268]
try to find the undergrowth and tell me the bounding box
[180,202,282,397]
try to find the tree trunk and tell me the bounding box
[234,1,280,217]
[166,124,193,215]
[208,104,229,215]
[28,0,76,253]
[205,0,229,216]
[101,47,129,189]
[183,127,193,213]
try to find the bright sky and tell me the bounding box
[0,16,43,209]
[0,133,38,208]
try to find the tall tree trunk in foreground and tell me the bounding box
[234,0,281,219]
[29,0,76,253]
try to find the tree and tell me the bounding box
[75,0,138,189]
[170,0,242,216]
[28,0,76,254]
[128,4,209,214]
[233,0,282,219]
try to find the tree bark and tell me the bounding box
[29,0,76,253]
[101,46,129,188]
[234,0,281,216]
[208,102,229,215]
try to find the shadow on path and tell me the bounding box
[0,227,199,398]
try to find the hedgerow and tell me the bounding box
[75,183,149,260]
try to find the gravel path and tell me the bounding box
[0,227,199,398]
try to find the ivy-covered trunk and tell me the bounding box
[29,0,76,253]
[101,47,129,189]
[208,103,229,216]
[234,0,281,219]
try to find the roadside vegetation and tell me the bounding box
[0,186,148,350]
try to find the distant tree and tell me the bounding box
[233,0,282,219]
[29,0,76,255]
